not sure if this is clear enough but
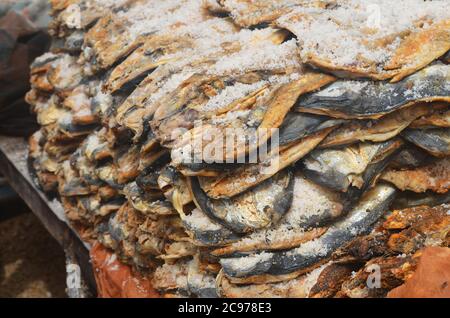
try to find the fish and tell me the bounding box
[123,182,169,216]
[152,260,191,295]
[105,36,191,93]
[410,108,450,129]
[181,208,241,247]
[211,172,342,257]
[105,17,237,93]
[81,131,112,162]
[303,140,403,195]
[216,264,329,298]
[318,103,447,148]
[277,4,450,82]
[159,241,197,261]
[308,262,358,298]
[219,184,396,283]
[205,0,305,28]
[401,128,450,157]
[380,157,450,193]
[383,205,450,231]
[190,170,294,234]
[157,166,193,214]
[341,254,420,298]
[387,207,450,254]
[295,64,450,119]
[197,127,334,199]
[392,191,450,210]
[57,161,91,197]
[388,146,431,169]
[115,145,140,184]
[278,112,343,147]
[187,256,218,298]
[83,1,206,72]
[46,54,83,92]
[170,72,336,167]
[95,163,122,189]
[332,231,390,264]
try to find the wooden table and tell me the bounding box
[0,135,96,296]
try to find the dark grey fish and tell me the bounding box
[182,208,241,246]
[442,50,450,64]
[220,184,396,279]
[187,257,218,298]
[388,146,432,169]
[302,139,402,196]
[190,170,294,234]
[295,63,450,119]
[402,128,450,157]
[278,112,344,146]
[392,191,450,210]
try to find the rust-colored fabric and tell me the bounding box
[388,247,450,298]
[90,242,160,298]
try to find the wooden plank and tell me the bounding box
[0,135,97,295]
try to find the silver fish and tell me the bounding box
[220,184,396,281]
[401,128,450,157]
[296,64,450,119]
[190,170,294,234]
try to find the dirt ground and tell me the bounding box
[0,203,67,298]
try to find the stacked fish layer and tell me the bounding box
[28,0,450,297]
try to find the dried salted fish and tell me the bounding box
[393,191,450,210]
[387,207,450,254]
[217,264,328,298]
[190,170,293,234]
[303,140,402,198]
[410,108,450,129]
[295,64,450,119]
[277,1,450,81]
[388,146,431,169]
[27,0,450,299]
[170,70,335,166]
[152,261,190,294]
[380,157,450,193]
[81,130,112,162]
[182,208,241,247]
[58,161,91,196]
[158,166,193,214]
[211,172,341,257]
[220,184,396,283]
[105,17,238,93]
[205,0,303,27]
[83,0,206,72]
[123,182,168,215]
[332,231,390,264]
[278,112,343,147]
[401,128,450,157]
[308,262,357,298]
[112,27,281,137]
[341,254,419,298]
[319,103,448,148]
[50,0,131,36]
[197,127,333,199]
[187,256,218,298]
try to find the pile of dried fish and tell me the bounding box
[27,0,449,298]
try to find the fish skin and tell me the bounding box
[401,128,450,157]
[190,170,294,234]
[295,64,450,119]
[220,184,397,279]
